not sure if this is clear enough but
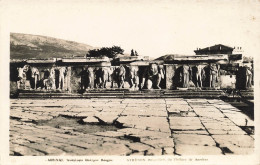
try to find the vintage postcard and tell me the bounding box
[0,0,259,164]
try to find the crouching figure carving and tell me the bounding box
[127,65,139,89]
[95,67,111,88]
[111,65,126,88]
[141,63,165,89]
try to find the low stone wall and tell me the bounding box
[10,61,251,94]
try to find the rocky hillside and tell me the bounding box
[10,33,95,59]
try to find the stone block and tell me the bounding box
[82,116,100,124]
[173,134,216,146]
[175,144,223,155]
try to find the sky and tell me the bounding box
[1,0,260,59]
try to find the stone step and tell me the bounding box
[18,90,224,99]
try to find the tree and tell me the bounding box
[134,50,139,56]
[86,46,124,58]
[130,49,135,56]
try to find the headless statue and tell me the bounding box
[209,64,218,88]
[182,65,190,88]
[246,66,252,88]
[58,67,67,90]
[196,65,203,87]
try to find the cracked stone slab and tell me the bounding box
[212,135,254,149]
[127,142,153,152]
[10,143,46,156]
[92,131,125,137]
[169,117,204,130]
[82,116,100,124]
[141,138,174,148]
[116,116,170,132]
[172,130,209,135]
[117,128,171,139]
[91,143,132,156]
[175,144,223,155]
[24,143,65,155]
[146,148,163,155]
[163,147,175,155]
[75,111,97,117]
[167,105,192,112]
[173,134,216,146]
[122,107,167,117]
[94,113,119,124]
[168,111,197,117]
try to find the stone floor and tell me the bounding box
[9,98,254,156]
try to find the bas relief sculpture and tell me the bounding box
[17,65,69,90]
[95,67,111,89]
[246,65,253,88]
[43,68,56,90]
[15,62,242,92]
[181,65,190,88]
[58,67,67,90]
[209,63,219,88]
[141,63,165,89]
[127,65,139,89]
[111,65,126,88]
[195,65,204,88]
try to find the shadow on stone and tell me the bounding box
[36,116,120,134]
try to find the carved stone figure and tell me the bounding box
[141,63,164,89]
[17,65,34,89]
[58,67,67,90]
[111,66,126,88]
[95,67,110,88]
[80,67,88,90]
[17,66,27,89]
[182,65,190,88]
[87,67,94,89]
[195,65,203,87]
[30,67,40,89]
[49,68,56,89]
[209,63,218,88]
[128,65,139,89]
[43,68,56,90]
[246,66,252,88]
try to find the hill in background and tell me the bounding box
[10,33,95,59]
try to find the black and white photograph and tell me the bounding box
[1,0,259,164]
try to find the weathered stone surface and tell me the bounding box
[92,143,132,155]
[25,143,65,155]
[129,151,145,155]
[222,113,254,126]
[117,116,170,132]
[212,135,254,149]
[142,138,174,148]
[146,148,163,155]
[118,128,171,139]
[82,116,100,124]
[169,117,204,130]
[94,113,119,124]
[75,111,96,117]
[167,105,192,112]
[92,131,125,137]
[127,143,152,152]
[10,144,46,156]
[173,134,216,146]
[122,107,167,117]
[163,147,175,155]
[175,144,223,155]
[9,98,254,156]
[172,130,209,135]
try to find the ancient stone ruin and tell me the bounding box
[10,44,253,97]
